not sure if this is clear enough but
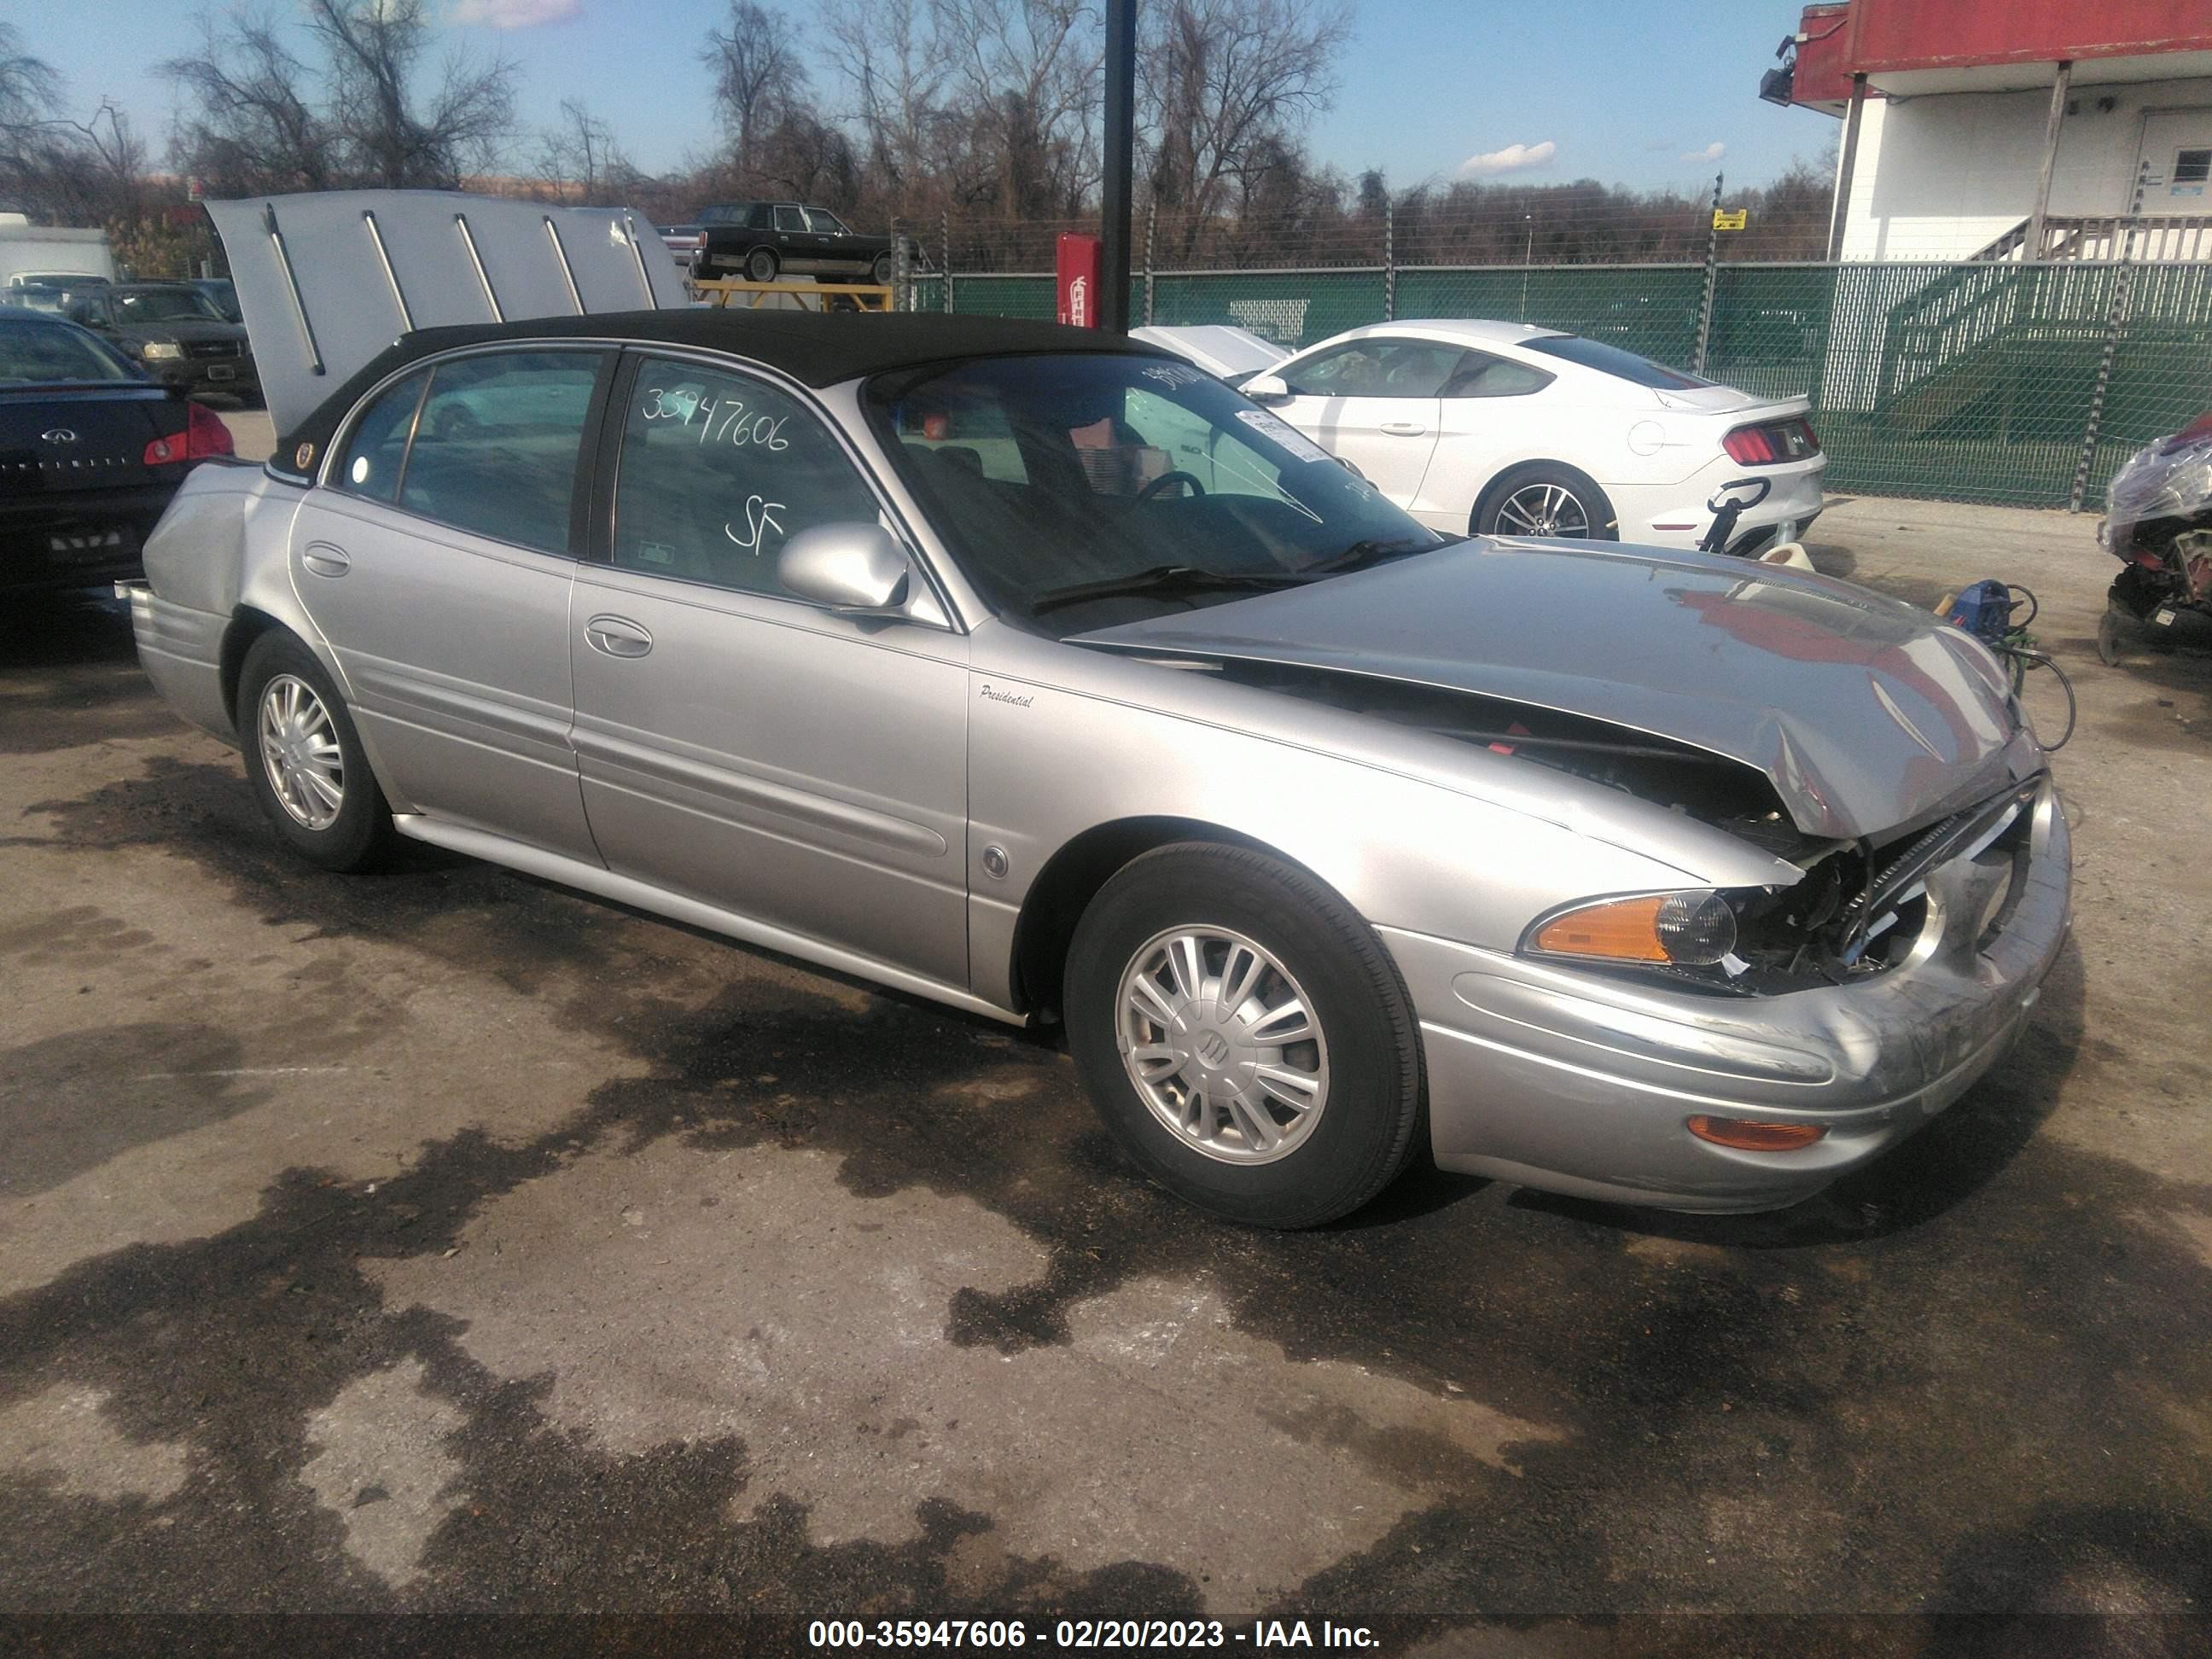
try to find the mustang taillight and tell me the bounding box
[1722,418,1819,466]
[145,401,236,466]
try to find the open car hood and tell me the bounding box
[205,189,691,436]
[1072,539,2032,841]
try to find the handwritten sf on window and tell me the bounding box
[725,496,788,556]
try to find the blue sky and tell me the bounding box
[28,0,1840,195]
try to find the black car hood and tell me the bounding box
[1072,538,2036,840]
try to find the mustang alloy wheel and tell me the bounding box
[1494,480,1592,538]
[1115,924,1331,1165]
[1066,842,1423,1228]
[258,673,345,830]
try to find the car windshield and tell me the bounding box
[114,288,222,323]
[1522,334,1712,389]
[867,352,1441,629]
[0,319,140,383]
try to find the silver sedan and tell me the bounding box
[126,303,2067,1227]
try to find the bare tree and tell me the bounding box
[930,0,1101,217]
[161,11,340,197]
[0,24,61,137]
[818,0,949,206]
[534,97,632,205]
[306,0,516,188]
[700,1,809,183]
[1138,0,1349,253]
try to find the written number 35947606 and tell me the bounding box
[641,387,790,452]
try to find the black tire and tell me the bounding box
[745,246,779,283]
[870,251,897,287]
[236,630,394,872]
[1064,843,1425,1228]
[1474,463,1619,541]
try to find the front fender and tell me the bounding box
[964,625,1797,1010]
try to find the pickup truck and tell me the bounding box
[694,201,906,286]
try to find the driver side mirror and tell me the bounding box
[1243,372,1291,405]
[777,522,915,615]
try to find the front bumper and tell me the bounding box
[1383,777,2071,1213]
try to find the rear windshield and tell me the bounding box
[1522,335,1712,389]
[0,319,140,383]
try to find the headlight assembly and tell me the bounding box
[1526,890,1739,969]
[139,341,185,360]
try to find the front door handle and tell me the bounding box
[300,542,350,577]
[585,614,653,658]
[1379,422,1429,437]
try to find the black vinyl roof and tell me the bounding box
[277,309,1175,472]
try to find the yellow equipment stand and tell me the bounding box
[690,278,895,312]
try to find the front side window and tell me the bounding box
[773,205,807,232]
[805,208,850,235]
[333,369,430,502]
[1282,337,1465,399]
[870,352,1439,629]
[393,351,602,553]
[613,357,883,598]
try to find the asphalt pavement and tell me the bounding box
[1,474,2207,1650]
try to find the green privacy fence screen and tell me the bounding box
[910,259,2212,512]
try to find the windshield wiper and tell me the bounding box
[1298,536,1441,577]
[1028,563,1311,615]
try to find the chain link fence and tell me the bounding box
[910,251,2212,513]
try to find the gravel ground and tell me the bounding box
[0,469,2206,1651]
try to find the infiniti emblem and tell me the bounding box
[41,428,79,445]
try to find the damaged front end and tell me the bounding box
[1180,656,2044,998]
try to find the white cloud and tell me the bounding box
[452,0,581,26]
[1682,142,1727,163]
[1457,140,1557,178]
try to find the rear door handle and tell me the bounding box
[1379,422,1429,437]
[300,542,350,577]
[585,614,653,658]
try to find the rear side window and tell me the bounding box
[395,352,602,553]
[334,370,429,502]
[613,357,883,599]
[1441,352,1553,399]
[1522,335,1712,389]
[773,206,807,232]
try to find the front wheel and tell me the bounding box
[1064,844,1424,1228]
[1475,463,1618,541]
[237,631,394,872]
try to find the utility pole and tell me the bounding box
[1097,0,1137,333]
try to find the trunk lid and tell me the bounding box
[1072,539,2029,841]
[205,189,692,436]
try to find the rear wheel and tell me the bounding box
[746,247,779,283]
[1064,843,1424,1228]
[1476,463,1618,541]
[237,631,394,872]
[870,251,897,286]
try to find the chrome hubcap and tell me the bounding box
[1496,482,1591,538]
[1115,926,1330,1165]
[258,674,345,831]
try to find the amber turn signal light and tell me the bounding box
[1686,1115,1826,1152]
[1532,894,1672,963]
